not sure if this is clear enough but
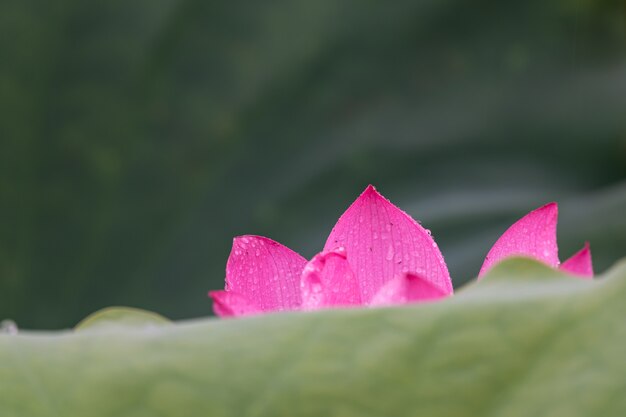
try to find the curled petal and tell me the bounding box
[369,273,449,307]
[209,291,260,317]
[324,185,452,301]
[225,235,307,313]
[560,243,594,278]
[300,248,361,310]
[479,203,559,278]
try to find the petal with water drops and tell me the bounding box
[324,185,452,300]
[225,235,307,313]
[300,248,361,310]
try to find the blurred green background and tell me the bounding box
[1,1,625,329]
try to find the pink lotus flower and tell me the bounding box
[478,202,593,278]
[210,185,453,317]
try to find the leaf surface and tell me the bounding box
[1,258,625,417]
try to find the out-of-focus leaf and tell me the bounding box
[75,306,169,331]
[1,258,625,416]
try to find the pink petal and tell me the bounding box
[209,290,260,317]
[479,203,559,278]
[300,248,362,310]
[324,185,452,301]
[369,272,449,307]
[225,235,307,313]
[560,242,594,278]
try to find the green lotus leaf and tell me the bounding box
[0,257,625,416]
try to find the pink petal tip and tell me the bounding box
[369,272,450,307]
[209,290,260,317]
[560,242,594,278]
[479,202,559,278]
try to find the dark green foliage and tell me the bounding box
[0,1,625,328]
